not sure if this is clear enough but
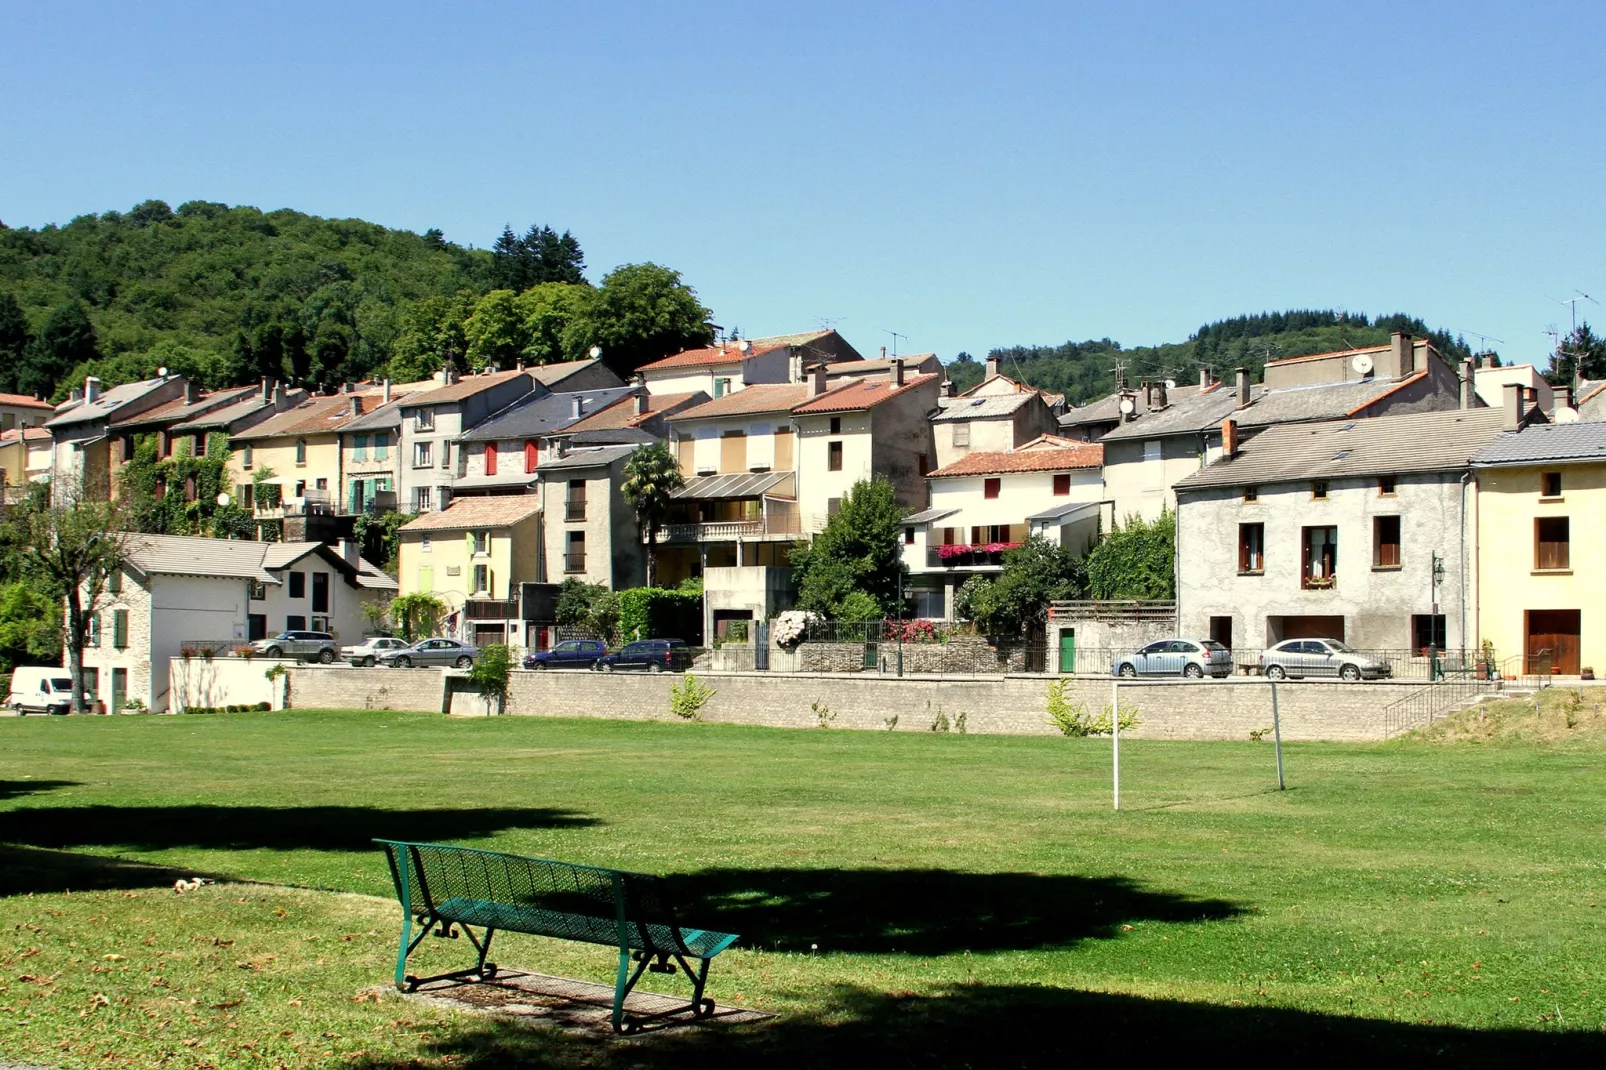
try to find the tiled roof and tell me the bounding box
[826,354,942,376]
[669,384,811,421]
[929,441,1103,477]
[1026,500,1104,523]
[535,444,638,472]
[1263,343,1390,368]
[111,385,259,429]
[904,506,959,524]
[460,386,637,441]
[124,534,280,583]
[45,376,177,428]
[570,428,657,446]
[1176,408,1508,491]
[563,391,707,433]
[638,330,834,372]
[0,393,54,411]
[397,369,531,408]
[400,496,542,532]
[232,390,393,440]
[530,358,613,387]
[0,427,52,444]
[1099,384,1248,441]
[168,394,282,432]
[1472,420,1606,466]
[930,393,1034,421]
[1233,373,1425,429]
[340,399,408,433]
[957,373,1065,406]
[1058,383,1208,428]
[452,472,541,491]
[792,373,938,415]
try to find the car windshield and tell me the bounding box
[1202,641,1228,652]
[1323,640,1358,653]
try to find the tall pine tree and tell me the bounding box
[0,294,33,395]
[20,302,99,398]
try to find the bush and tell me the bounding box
[669,672,716,720]
[836,590,882,622]
[1085,511,1175,599]
[1045,677,1141,736]
[618,586,702,643]
[467,644,511,702]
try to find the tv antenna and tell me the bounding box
[882,329,907,357]
[1549,291,1599,335]
[1110,358,1129,389]
[1451,326,1504,355]
[815,315,846,331]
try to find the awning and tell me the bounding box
[904,507,959,525]
[452,473,540,491]
[1026,500,1105,524]
[671,471,794,500]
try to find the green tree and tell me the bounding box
[954,536,1087,636]
[621,442,685,588]
[388,593,447,642]
[21,301,100,397]
[515,283,591,364]
[0,581,62,673]
[1551,322,1606,384]
[1085,511,1176,599]
[565,263,714,375]
[464,289,529,371]
[0,293,33,394]
[790,478,908,616]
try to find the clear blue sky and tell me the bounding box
[3,1,1602,367]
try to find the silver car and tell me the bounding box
[1259,638,1392,681]
[1112,639,1233,679]
[342,636,410,667]
[251,630,338,663]
[378,637,480,669]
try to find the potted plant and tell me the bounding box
[180,646,197,662]
[233,645,255,661]
[1582,667,1595,681]
[1476,639,1495,680]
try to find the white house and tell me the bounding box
[636,330,862,397]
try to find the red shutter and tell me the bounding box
[984,477,1001,499]
[485,442,498,476]
[525,440,537,473]
[1053,473,1071,495]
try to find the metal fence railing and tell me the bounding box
[1381,678,1490,737]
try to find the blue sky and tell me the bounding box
[3,1,1603,366]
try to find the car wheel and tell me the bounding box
[1183,663,1204,679]
[602,662,614,673]
[455,656,473,669]
[362,656,375,667]
[265,646,283,659]
[534,660,547,670]
[649,661,664,673]
[1117,663,1137,678]
[395,656,412,668]
[1265,664,1287,680]
[318,649,336,664]
[1339,663,1362,682]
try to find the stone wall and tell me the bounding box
[285,665,447,712]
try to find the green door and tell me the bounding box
[1059,629,1076,674]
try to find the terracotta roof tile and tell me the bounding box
[400,496,542,532]
[0,427,52,444]
[929,442,1103,477]
[669,384,812,421]
[638,330,836,372]
[0,393,54,411]
[396,369,530,407]
[233,389,399,440]
[791,373,938,415]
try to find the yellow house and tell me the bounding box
[229,388,391,521]
[397,496,543,648]
[1472,420,1606,677]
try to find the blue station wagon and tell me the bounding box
[523,639,608,670]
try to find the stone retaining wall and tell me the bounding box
[286,665,447,712]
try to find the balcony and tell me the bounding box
[465,598,519,620]
[657,511,802,544]
[253,488,333,519]
[565,500,586,522]
[564,552,586,573]
[925,542,1020,568]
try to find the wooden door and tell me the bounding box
[1526,610,1581,675]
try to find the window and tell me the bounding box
[1311,480,1328,500]
[413,442,433,468]
[1302,526,1338,588]
[472,563,490,594]
[248,580,266,601]
[1238,523,1264,573]
[293,479,306,498]
[439,442,451,469]
[984,477,1001,499]
[565,530,585,573]
[828,441,843,471]
[829,416,841,435]
[108,568,122,594]
[471,530,489,555]
[113,609,129,649]
[942,527,956,545]
[286,615,307,632]
[828,497,842,517]
[1244,486,1258,502]
[524,440,538,474]
[374,432,389,461]
[288,571,306,599]
[415,408,434,431]
[1542,471,1563,498]
[952,422,970,447]
[354,434,368,462]
[1536,516,1570,570]
[87,614,100,647]
[1373,515,1401,568]
[420,536,432,552]
[485,442,498,476]
[1052,473,1071,496]
[1412,614,1447,653]
[315,477,327,491]
[566,479,586,521]
[295,439,307,465]
[1378,476,1397,496]
[904,526,916,545]
[918,453,930,476]
[242,443,254,470]
[414,486,433,512]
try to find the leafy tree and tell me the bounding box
[1550,322,1606,384]
[1085,511,1175,599]
[790,478,908,616]
[0,581,61,673]
[555,578,610,626]
[516,283,592,364]
[0,293,33,394]
[21,302,100,397]
[566,263,714,375]
[954,536,1087,636]
[389,592,447,641]
[464,289,529,371]
[621,442,685,587]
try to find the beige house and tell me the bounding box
[930,379,1062,470]
[396,496,543,648]
[0,391,55,431]
[534,444,644,590]
[0,427,51,494]
[44,374,187,500]
[637,329,861,397]
[790,363,939,517]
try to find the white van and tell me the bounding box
[7,667,77,715]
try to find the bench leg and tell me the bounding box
[689,956,713,1018]
[394,912,435,991]
[466,926,497,978]
[612,950,651,1033]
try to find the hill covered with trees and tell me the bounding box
[947,310,1483,403]
[0,200,714,399]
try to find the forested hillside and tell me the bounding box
[947,310,1482,403]
[0,200,714,399]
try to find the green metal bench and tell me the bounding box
[375,839,739,1032]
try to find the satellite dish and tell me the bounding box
[588,346,602,359]
[216,492,231,507]
[1118,397,1137,415]
[1351,354,1375,375]
[1164,379,1176,390]
[739,340,752,354]
[1554,406,1581,424]
[157,366,169,376]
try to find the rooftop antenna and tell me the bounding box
[1549,292,1599,335]
[815,315,845,331]
[1111,358,1129,389]
[1451,326,1504,355]
[882,329,907,357]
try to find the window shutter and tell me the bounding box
[525,440,537,473]
[113,609,129,649]
[485,442,498,476]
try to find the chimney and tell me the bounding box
[382,379,392,404]
[70,387,83,403]
[272,383,286,408]
[985,356,999,381]
[635,372,647,390]
[1221,417,1238,458]
[83,376,100,404]
[1559,385,1574,411]
[1502,382,1523,430]
[1155,381,1168,409]
[1460,360,1475,409]
[1481,353,1496,369]
[810,364,828,397]
[338,538,359,565]
[1412,338,1428,373]
[184,380,200,404]
[260,377,273,402]
[1200,367,1212,388]
[634,390,649,417]
[342,381,355,394]
[1235,368,1251,409]
[880,345,887,359]
[891,358,905,387]
[571,395,585,419]
[943,379,957,398]
[1390,331,1412,376]
[350,396,364,417]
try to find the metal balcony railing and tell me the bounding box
[565,500,586,521]
[657,513,802,543]
[564,552,586,573]
[465,598,519,620]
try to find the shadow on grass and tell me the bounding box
[0,804,598,852]
[353,982,1606,1068]
[0,779,80,801]
[0,844,219,897]
[667,868,1241,954]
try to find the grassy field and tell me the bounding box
[2,692,1605,1068]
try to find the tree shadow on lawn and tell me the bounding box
[355,981,1606,1068]
[0,844,219,897]
[0,804,598,853]
[0,779,80,801]
[667,868,1241,955]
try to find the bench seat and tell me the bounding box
[434,896,739,958]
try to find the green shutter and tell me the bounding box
[113,609,129,649]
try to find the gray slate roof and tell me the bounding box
[169,394,279,432]
[125,534,281,583]
[461,386,637,442]
[569,428,657,446]
[1058,384,1208,429]
[341,400,405,433]
[1100,386,1249,441]
[1472,420,1606,466]
[930,394,1031,421]
[45,376,175,428]
[1234,376,1415,429]
[1176,408,1508,492]
[453,472,541,490]
[534,444,637,473]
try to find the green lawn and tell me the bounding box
[2,699,1604,1068]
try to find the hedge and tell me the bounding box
[617,587,703,644]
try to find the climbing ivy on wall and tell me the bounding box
[119,432,253,537]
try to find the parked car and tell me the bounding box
[594,639,692,673]
[250,630,339,663]
[7,666,76,715]
[377,637,480,669]
[342,636,411,667]
[1112,639,1233,679]
[1258,638,1392,681]
[524,639,608,671]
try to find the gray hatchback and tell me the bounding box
[1259,638,1391,681]
[378,638,481,669]
[1112,639,1233,679]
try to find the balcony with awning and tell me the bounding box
[657,471,802,544]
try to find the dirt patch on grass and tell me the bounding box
[1414,686,1606,744]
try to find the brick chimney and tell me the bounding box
[1558,384,1574,411]
[1221,417,1238,458]
[985,356,999,382]
[810,364,828,397]
[892,358,905,387]
[1460,360,1475,409]
[1155,381,1168,409]
[944,380,957,398]
[1502,382,1524,430]
[83,376,100,404]
[1235,368,1251,409]
[1390,332,1413,376]
[184,380,200,404]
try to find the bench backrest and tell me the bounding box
[375,839,689,954]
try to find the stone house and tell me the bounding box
[533,444,644,591]
[394,369,538,515]
[396,496,544,648]
[929,378,1062,470]
[453,382,633,497]
[44,374,187,500]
